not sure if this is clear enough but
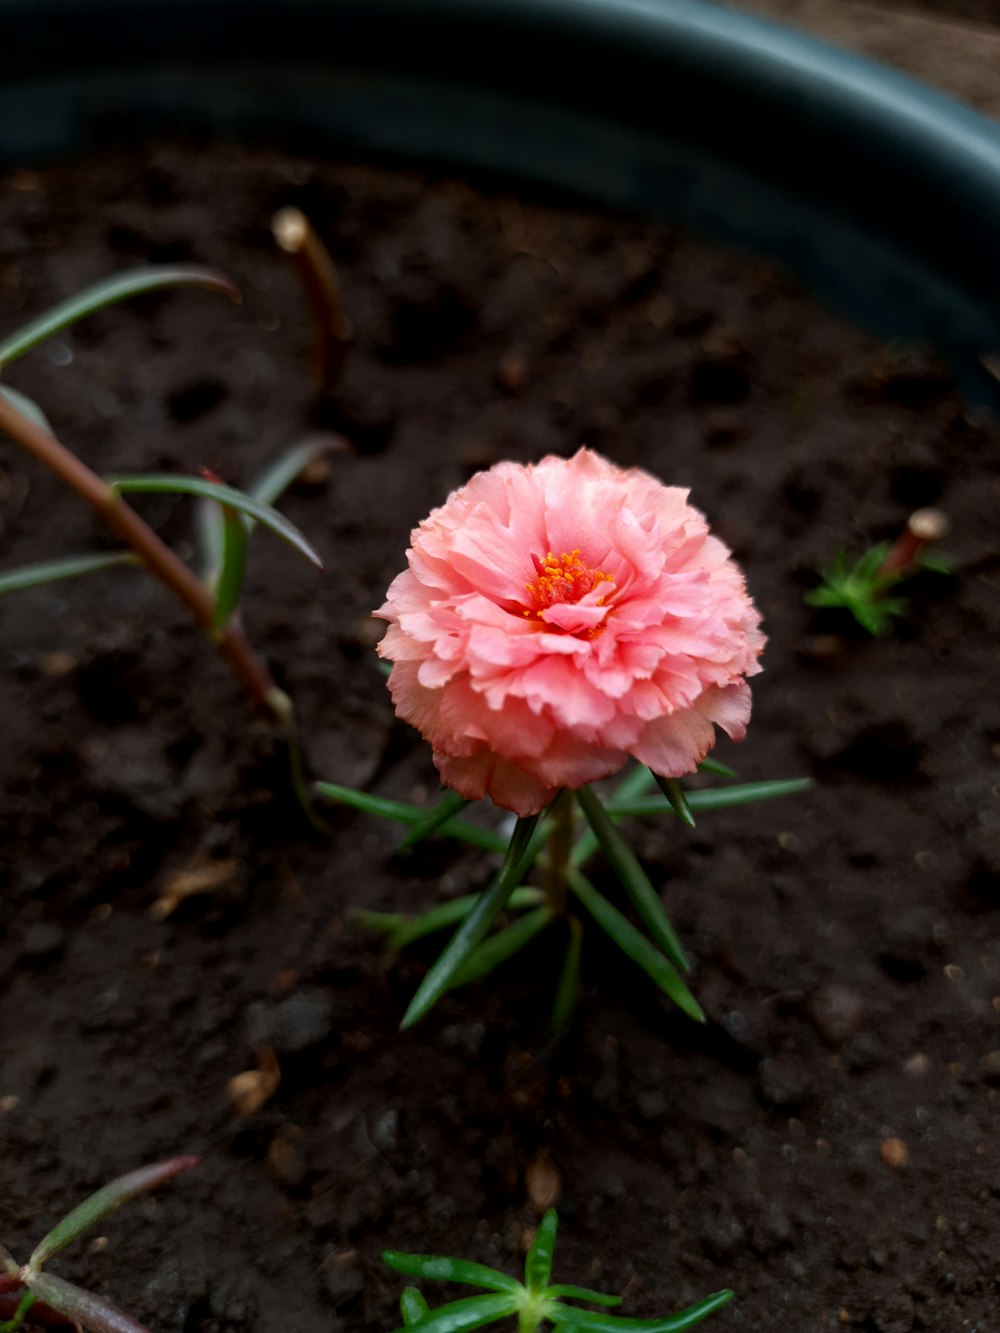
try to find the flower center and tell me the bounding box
[524,549,611,616]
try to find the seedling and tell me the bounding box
[384,1208,733,1333]
[0,1156,197,1333]
[0,267,340,828]
[805,508,951,635]
[317,448,810,1031]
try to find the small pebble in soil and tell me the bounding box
[809,983,865,1046]
[322,1252,364,1311]
[246,990,334,1055]
[880,1137,909,1170]
[878,909,943,982]
[867,1289,916,1333]
[371,1108,399,1154]
[756,1057,809,1114]
[19,922,67,964]
[267,1124,307,1187]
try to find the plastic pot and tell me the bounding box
[2,0,1000,407]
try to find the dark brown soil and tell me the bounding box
[2,144,999,1333]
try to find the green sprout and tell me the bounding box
[385,1209,733,1333]
[319,761,811,1031]
[805,509,951,635]
[0,266,344,830]
[0,1156,197,1333]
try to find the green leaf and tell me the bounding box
[377,888,543,952]
[399,791,472,851]
[546,1290,734,1332]
[382,1254,521,1295]
[524,1209,557,1293]
[350,908,407,936]
[568,871,704,1023]
[575,785,688,975]
[23,1273,151,1333]
[571,766,656,867]
[607,778,812,819]
[401,1289,431,1326]
[198,434,347,579]
[388,1293,518,1333]
[652,774,695,828]
[0,551,137,600]
[210,501,249,633]
[315,782,507,854]
[401,814,541,1029]
[697,756,737,778]
[107,475,322,570]
[0,1245,18,1279]
[450,906,553,988]
[0,266,240,370]
[250,434,345,509]
[545,1288,621,1309]
[29,1156,199,1269]
[0,1291,36,1333]
[0,385,53,433]
[549,916,583,1037]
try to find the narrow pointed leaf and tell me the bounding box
[571,767,656,867]
[401,1289,431,1326]
[697,756,737,778]
[24,1275,151,1333]
[315,783,507,854]
[401,814,540,1028]
[210,502,249,632]
[29,1156,199,1268]
[652,775,695,829]
[195,496,226,584]
[382,1254,520,1294]
[107,476,322,569]
[0,1246,20,1279]
[399,791,472,850]
[607,778,813,819]
[575,785,688,974]
[350,908,407,936]
[549,916,583,1037]
[545,1287,621,1308]
[388,1293,518,1333]
[547,1290,734,1332]
[0,552,138,600]
[250,434,347,509]
[569,871,704,1023]
[524,1209,557,1293]
[0,386,53,433]
[388,889,544,952]
[0,1290,36,1333]
[452,906,552,988]
[0,267,240,369]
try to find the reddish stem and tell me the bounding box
[0,392,283,721]
[272,207,352,393]
[878,508,950,580]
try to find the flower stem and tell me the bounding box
[272,206,352,393]
[544,789,575,917]
[0,390,282,722]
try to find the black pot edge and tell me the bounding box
[2,0,999,409]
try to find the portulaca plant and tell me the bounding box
[0,267,337,827]
[384,1208,732,1333]
[321,449,809,1028]
[0,1157,197,1333]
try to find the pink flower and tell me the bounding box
[375,449,765,816]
